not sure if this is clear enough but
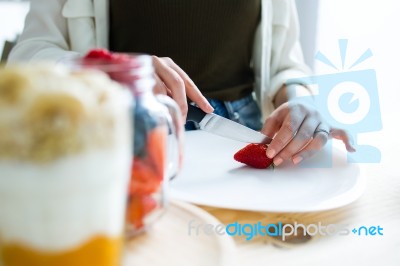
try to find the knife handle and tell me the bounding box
[186,104,207,123]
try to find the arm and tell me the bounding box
[8,0,79,63]
[266,0,312,106]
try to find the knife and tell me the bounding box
[186,105,273,144]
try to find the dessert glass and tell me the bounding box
[0,65,133,266]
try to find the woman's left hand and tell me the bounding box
[261,101,356,166]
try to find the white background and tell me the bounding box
[0,1,29,58]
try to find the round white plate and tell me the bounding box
[170,131,365,212]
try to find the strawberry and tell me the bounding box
[84,49,134,63]
[84,49,113,60]
[129,157,162,195]
[83,49,143,85]
[126,195,157,229]
[234,143,274,169]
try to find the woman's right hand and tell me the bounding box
[152,56,214,119]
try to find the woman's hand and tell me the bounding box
[152,56,214,118]
[261,86,356,166]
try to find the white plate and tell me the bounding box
[170,131,365,212]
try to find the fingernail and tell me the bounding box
[266,149,276,158]
[205,104,214,113]
[203,99,214,112]
[274,157,283,166]
[293,156,303,165]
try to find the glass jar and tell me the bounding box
[67,54,184,236]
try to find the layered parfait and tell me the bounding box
[0,65,132,266]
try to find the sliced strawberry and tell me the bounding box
[234,143,273,169]
[83,49,144,85]
[84,49,134,63]
[84,49,113,60]
[129,158,162,195]
[126,195,157,229]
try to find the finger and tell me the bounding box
[261,103,291,138]
[164,58,214,113]
[266,108,306,160]
[152,56,188,117]
[261,116,281,140]
[152,74,169,95]
[261,110,285,139]
[274,117,320,165]
[292,130,330,164]
[330,128,356,152]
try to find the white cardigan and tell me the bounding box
[9,0,310,117]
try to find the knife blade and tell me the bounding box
[187,105,273,144]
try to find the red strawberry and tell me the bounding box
[84,49,133,63]
[126,195,157,229]
[84,49,113,60]
[234,144,273,169]
[83,49,141,84]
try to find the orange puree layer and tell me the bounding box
[1,236,122,266]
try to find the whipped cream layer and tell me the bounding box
[0,146,131,251]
